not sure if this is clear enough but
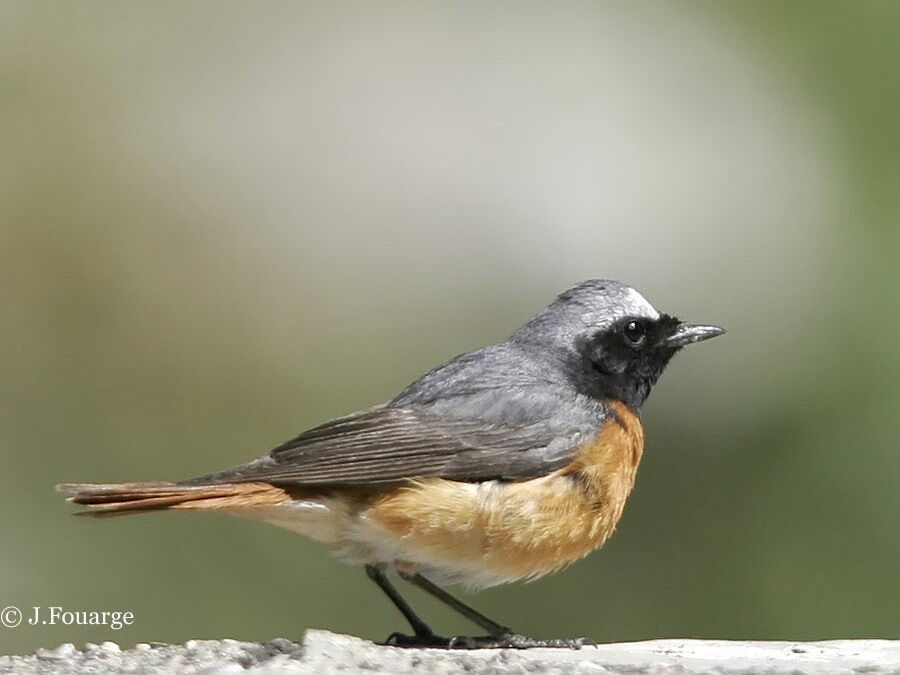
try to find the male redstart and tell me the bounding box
[60,279,724,649]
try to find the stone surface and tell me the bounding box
[1,631,898,673]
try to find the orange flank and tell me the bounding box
[362,400,644,585]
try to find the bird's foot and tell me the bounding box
[466,633,594,649]
[382,631,594,650]
[382,631,453,648]
[496,633,597,649]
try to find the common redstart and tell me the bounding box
[59,279,724,649]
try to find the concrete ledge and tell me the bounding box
[1,630,898,673]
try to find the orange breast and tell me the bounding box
[358,400,645,587]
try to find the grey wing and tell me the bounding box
[180,406,588,488]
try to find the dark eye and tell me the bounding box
[622,320,647,346]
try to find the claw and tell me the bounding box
[494,633,595,649]
[381,631,594,650]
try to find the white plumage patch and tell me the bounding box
[622,286,660,321]
[228,498,351,544]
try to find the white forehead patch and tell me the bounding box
[577,284,660,331]
[622,286,660,320]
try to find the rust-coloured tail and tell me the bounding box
[56,481,291,517]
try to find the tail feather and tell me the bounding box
[56,481,291,517]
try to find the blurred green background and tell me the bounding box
[1,1,898,655]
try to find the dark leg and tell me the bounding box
[364,564,449,647]
[397,570,510,637]
[364,565,433,638]
[398,570,594,650]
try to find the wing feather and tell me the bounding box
[181,406,585,488]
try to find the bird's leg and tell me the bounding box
[397,570,511,638]
[366,564,591,649]
[364,564,449,647]
[397,570,594,650]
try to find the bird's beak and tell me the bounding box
[664,323,725,348]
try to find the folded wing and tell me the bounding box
[181,406,588,488]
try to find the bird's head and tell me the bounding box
[512,279,724,410]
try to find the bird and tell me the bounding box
[59,279,724,649]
